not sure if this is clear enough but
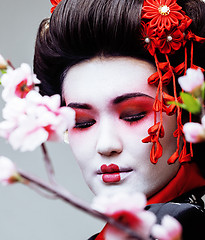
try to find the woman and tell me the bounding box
[34,0,205,239]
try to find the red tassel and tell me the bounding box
[148,122,164,138]
[148,72,159,85]
[153,99,161,112]
[174,62,185,75]
[187,31,205,43]
[150,141,163,164]
[178,142,192,163]
[167,150,179,164]
[191,64,205,72]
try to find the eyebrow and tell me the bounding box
[112,92,153,104]
[67,92,153,109]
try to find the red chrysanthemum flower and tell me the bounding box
[50,0,62,13]
[141,22,158,56]
[142,0,185,31]
[157,27,185,54]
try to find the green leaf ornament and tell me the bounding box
[180,92,201,114]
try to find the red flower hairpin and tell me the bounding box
[50,0,62,13]
[141,0,192,56]
[142,0,184,31]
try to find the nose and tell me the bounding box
[96,119,123,157]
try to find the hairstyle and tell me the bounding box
[34,0,205,175]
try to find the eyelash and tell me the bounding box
[120,111,146,123]
[74,120,96,129]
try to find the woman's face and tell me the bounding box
[63,57,180,198]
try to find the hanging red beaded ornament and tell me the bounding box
[141,0,205,164]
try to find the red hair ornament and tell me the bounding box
[50,0,62,13]
[141,0,205,164]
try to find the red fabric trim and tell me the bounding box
[95,227,106,240]
[147,162,205,205]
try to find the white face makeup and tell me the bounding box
[63,57,180,198]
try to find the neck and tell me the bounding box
[147,162,205,205]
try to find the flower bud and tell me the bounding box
[183,122,205,143]
[0,54,8,69]
[0,156,20,185]
[178,68,204,96]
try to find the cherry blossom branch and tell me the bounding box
[41,143,57,185]
[7,60,15,70]
[27,182,58,199]
[18,168,145,240]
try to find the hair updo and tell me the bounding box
[34,0,205,99]
[34,0,205,175]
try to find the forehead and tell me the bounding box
[63,57,156,104]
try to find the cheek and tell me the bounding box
[68,128,97,165]
[163,113,177,136]
[160,113,177,153]
[118,113,154,161]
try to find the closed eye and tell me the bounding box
[74,119,96,129]
[120,111,146,122]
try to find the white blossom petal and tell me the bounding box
[0,156,18,185]
[0,89,75,151]
[178,68,204,94]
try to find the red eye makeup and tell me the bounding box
[73,109,96,129]
[115,96,154,124]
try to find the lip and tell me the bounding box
[98,164,133,183]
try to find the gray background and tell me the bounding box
[1,1,205,240]
[0,1,103,239]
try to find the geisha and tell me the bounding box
[34,0,205,239]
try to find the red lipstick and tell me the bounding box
[100,164,121,183]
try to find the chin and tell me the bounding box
[90,182,140,197]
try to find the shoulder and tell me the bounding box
[146,187,205,240]
[145,201,205,223]
[146,202,205,239]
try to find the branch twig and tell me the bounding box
[7,60,15,70]
[41,143,57,185]
[18,168,145,240]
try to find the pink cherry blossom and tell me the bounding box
[0,54,8,69]
[178,68,204,94]
[0,91,75,151]
[0,156,19,185]
[151,215,182,240]
[1,63,40,101]
[183,122,205,143]
[92,191,156,240]
[104,210,156,240]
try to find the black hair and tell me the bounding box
[34,0,205,99]
[34,0,149,100]
[34,0,205,176]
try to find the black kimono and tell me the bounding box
[88,186,205,240]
